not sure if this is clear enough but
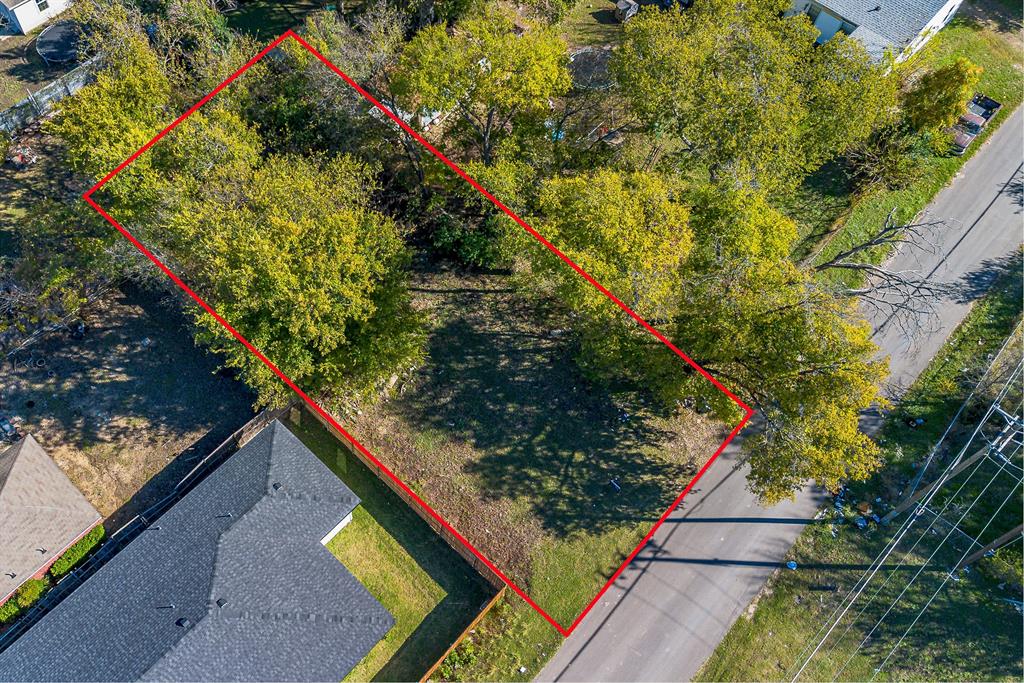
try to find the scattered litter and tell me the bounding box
[519,666,527,674]
[786,560,798,570]
[140,337,153,348]
[854,516,868,530]
[1003,599,1023,614]
[870,514,881,524]
[874,497,882,504]
[830,525,838,538]
[609,477,621,493]
[856,501,873,515]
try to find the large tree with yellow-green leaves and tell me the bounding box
[610,0,897,193]
[392,5,571,165]
[512,169,886,503]
[45,30,423,407]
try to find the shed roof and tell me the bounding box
[0,421,393,682]
[0,435,101,602]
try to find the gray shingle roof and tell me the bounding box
[816,0,957,56]
[0,435,101,603]
[0,421,393,682]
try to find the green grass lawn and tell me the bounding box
[224,0,324,39]
[285,414,494,682]
[696,252,1023,683]
[809,6,1024,280]
[559,0,622,48]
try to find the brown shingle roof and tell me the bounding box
[0,436,101,602]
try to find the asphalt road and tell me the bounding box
[537,106,1024,683]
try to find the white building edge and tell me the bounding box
[1,0,70,35]
[789,0,965,61]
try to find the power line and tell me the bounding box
[790,358,1023,682]
[785,352,1017,680]
[831,450,1017,680]
[868,468,1022,680]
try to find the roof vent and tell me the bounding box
[175,617,192,628]
[216,598,228,608]
[215,513,233,519]
[272,482,282,491]
[35,548,47,554]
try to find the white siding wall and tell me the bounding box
[903,0,964,59]
[10,0,70,35]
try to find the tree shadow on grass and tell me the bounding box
[389,284,694,541]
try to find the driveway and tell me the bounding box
[536,106,1024,682]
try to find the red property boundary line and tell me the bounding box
[83,30,754,637]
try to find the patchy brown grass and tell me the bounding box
[1,286,254,521]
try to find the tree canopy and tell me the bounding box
[392,5,571,164]
[904,56,984,132]
[611,0,896,193]
[512,170,885,502]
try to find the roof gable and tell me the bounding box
[0,436,101,601]
[0,421,393,682]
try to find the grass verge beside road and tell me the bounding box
[696,254,1023,682]
[285,414,494,682]
[791,2,1023,271]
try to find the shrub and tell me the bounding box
[49,524,106,579]
[14,578,48,610]
[0,598,20,625]
[439,636,480,680]
[846,124,922,192]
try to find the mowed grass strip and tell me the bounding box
[285,416,494,682]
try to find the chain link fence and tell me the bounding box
[0,55,99,134]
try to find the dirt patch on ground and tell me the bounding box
[1,286,254,519]
[338,265,725,589]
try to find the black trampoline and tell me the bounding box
[36,21,83,65]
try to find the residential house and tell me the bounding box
[0,435,101,606]
[789,0,964,61]
[0,420,393,682]
[0,0,70,35]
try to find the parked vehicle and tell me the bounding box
[949,94,1002,156]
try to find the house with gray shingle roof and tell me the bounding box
[789,0,964,61]
[0,420,393,682]
[0,435,102,606]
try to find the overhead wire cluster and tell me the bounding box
[789,326,1024,682]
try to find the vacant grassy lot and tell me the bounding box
[696,254,1023,682]
[285,414,494,682]
[0,31,78,111]
[1,287,254,521]
[805,0,1023,274]
[338,266,724,629]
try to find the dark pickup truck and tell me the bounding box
[949,94,1002,156]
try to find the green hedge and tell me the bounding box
[0,577,50,625]
[48,525,105,579]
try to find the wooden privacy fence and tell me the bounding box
[419,584,507,683]
[300,403,506,590]
[297,404,510,680]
